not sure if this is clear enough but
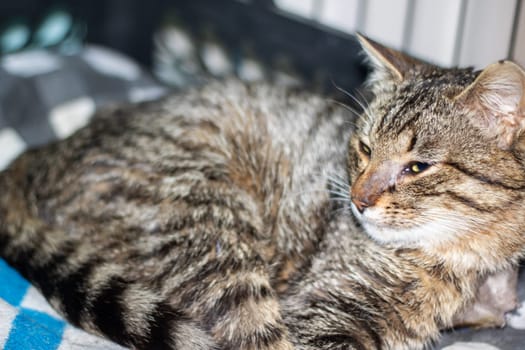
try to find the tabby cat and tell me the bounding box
[1,35,525,350]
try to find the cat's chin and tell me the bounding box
[351,204,460,248]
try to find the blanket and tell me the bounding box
[0,260,125,350]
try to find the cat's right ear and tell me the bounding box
[455,60,525,150]
[356,33,423,83]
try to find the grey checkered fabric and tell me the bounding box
[0,45,166,170]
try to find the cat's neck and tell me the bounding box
[298,217,480,345]
[419,225,525,276]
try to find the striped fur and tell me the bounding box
[2,36,525,349]
[0,82,347,349]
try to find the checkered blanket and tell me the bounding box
[0,260,125,350]
[0,45,166,171]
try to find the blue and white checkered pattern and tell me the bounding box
[0,259,125,350]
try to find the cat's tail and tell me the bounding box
[0,161,216,350]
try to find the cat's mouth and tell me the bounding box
[351,203,462,246]
[350,202,392,240]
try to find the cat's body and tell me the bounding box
[0,81,354,349]
[1,36,525,349]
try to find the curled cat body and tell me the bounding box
[1,35,525,349]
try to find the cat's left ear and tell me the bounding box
[455,61,525,149]
[356,33,425,82]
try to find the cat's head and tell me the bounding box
[349,35,525,265]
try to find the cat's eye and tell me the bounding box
[404,162,431,175]
[359,141,371,156]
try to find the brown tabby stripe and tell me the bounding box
[89,276,132,344]
[310,334,367,350]
[394,111,421,136]
[354,280,418,339]
[47,257,102,325]
[407,134,418,152]
[445,162,525,190]
[143,302,184,350]
[418,189,493,214]
[255,323,286,347]
[329,296,382,349]
[444,190,492,212]
[158,259,233,294]
[377,112,390,134]
[297,294,382,349]
[378,94,421,133]
[131,128,219,156]
[172,260,286,348]
[86,277,177,349]
[353,259,396,289]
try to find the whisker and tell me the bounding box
[326,181,350,195]
[355,89,371,109]
[329,198,352,203]
[330,81,374,122]
[328,191,350,199]
[328,171,349,182]
[331,205,352,216]
[326,179,348,191]
[325,173,349,187]
[327,99,361,120]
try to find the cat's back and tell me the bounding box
[0,81,351,349]
[2,81,352,269]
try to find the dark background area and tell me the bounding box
[0,0,367,91]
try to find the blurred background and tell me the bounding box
[277,0,524,68]
[1,1,525,349]
[0,0,525,174]
[0,0,523,168]
[2,0,523,85]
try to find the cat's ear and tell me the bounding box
[356,33,423,82]
[455,61,525,149]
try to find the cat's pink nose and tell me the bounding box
[351,197,370,213]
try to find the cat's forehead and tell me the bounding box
[365,67,478,145]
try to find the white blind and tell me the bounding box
[274,0,524,69]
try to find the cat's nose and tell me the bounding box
[351,197,370,213]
